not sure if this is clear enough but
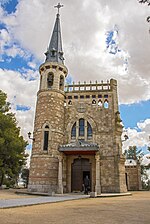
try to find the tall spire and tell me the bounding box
[45,3,64,64]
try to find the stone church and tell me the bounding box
[28,6,128,194]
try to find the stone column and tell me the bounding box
[58,154,63,194]
[95,153,101,194]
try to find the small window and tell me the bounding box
[104,100,109,108]
[71,122,76,138]
[86,95,90,99]
[68,96,72,99]
[87,122,92,138]
[98,100,103,107]
[68,100,72,105]
[43,131,49,151]
[47,73,54,88]
[52,65,57,69]
[80,95,84,99]
[92,99,96,105]
[45,66,50,69]
[74,96,78,99]
[59,67,63,71]
[59,75,64,90]
[92,95,96,98]
[104,94,108,98]
[98,95,102,98]
[79,118,84,136]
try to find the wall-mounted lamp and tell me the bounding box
[28,132,35,141]
[78,155,81,160]
[122,134,129,142]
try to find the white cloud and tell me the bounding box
[122,119,150,152]
[0,0,149,103]
[137,119,150,132]
[0,68,39,140]
[27,61,37,69]
[0,28,30,61]
[142,153,150,166]
[0,0,150,150]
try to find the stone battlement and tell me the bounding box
[65,79,116,93]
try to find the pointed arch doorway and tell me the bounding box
[71,158,91,192]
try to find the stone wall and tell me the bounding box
[64,79,127,193]
[125,165,142,191]
[28,156,58,193]
[28,62,67,193]
[29,76,127,193]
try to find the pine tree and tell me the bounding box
[124,145,143,161]
[0,90,28,187]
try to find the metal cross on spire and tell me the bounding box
[54,3,63,15]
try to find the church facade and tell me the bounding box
[28,8,128,194]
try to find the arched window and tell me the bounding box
[87,122,92,138]
[92,99,96,105]
[98,100,103,107]
[68,100,72,105]
[104,100,109,109]
[47,73,54,88]
[70,119,93,141]
[71,122,76,138]
[59,75,64,90]
[79,118,84,136]
[43,125,49,151]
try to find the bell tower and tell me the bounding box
[28,4,68,193]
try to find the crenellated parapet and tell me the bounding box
[65,79,117,92]
[64,79,118,110]
[65,79,112,92]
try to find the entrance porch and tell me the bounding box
[58,141,101,194]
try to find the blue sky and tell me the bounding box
[120,101,150,129]
[0,0,150,156]
[1,0,18,13]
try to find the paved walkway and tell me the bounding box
[0,191,132,209]
[0,194,90,209]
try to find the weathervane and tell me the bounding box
[54,3,64,14]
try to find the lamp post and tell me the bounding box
[28,132,35,141]
[122,134,129,142]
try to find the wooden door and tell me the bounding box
[71,158,91,192]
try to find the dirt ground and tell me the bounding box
[0,189,37,199]
[0,191,150,224]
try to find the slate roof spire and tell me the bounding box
[45,3,64,64]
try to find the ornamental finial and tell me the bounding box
[54,3,63,15]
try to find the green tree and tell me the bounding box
[124,145,143,161]
[0,90,28,187]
